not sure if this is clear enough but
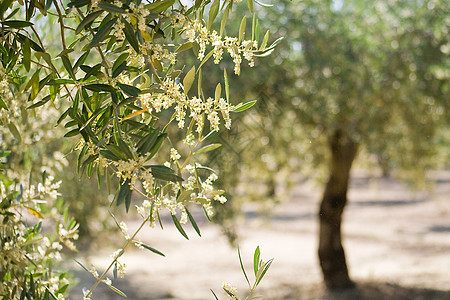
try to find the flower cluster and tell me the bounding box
[139,77,234,131]
[141,42,177,65]
[222,281,238,295]
[182,20,259,75]
[113,156,153,189]
[0,176,75,299]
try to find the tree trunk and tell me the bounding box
[318,129,358,289]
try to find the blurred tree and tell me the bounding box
[209,0,449,289]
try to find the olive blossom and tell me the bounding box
[1,0,275,297]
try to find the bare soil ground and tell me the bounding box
[69,170,450,299]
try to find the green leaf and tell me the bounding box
[233,100,256,112]
[208,0,220,30]
[214,83,221,101]
[106,144,127,160]
[0,96,8,110]
[176,42,193,53]
[8,122,21,142]
[97,2,126,13]
[147,133,166,159]
[239,16,246,43]
[254,0,273,7]
[112,52,128,74]
[195,143,222,155]
[141,244,165,257]
[171,214,189,240]
[112,61,127,78]
[106,284,127,297]
[185,207,201,237]
[183,65,196,95]
[84,83,116,93]
[88,17,117,48]
[198,49,214,70]
[47,78,75,85]
[75,10,103,34]
[248,0,253,13]
[25,69,40,100]
[74,51,90,71]
[1,20,33,27]
[27,96,51,109]
[149,165,183,182]
[64,128,80,137]
[220,3,231,36]
[253,246,260,276]
[73,259,90,273]
[68,0,91,8]
[224,69,230,102]
[117,138,134,159]
[23,37,31,72]
[238,247,251,287]
[100,149,120,161]
[118,83,141,97]
[255,258,273,286]
[260,30,269,50]
[255,36,283,57]
[116,179,132,212]
[123,19,140,53]
[61,55,75,79]
[0,0,13,16]
[137,129,160,155]
[145,0,175,14]
[210,289,219,300]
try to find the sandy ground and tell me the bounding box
[68,170,450,300]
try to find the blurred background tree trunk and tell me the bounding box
[318,129,358,289]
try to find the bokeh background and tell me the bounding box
[12,0,446,299]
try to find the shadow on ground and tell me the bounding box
[270,282,450,300]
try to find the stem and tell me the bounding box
[149,61,163,84]
[52,0,67,50]
[85,212,152,298]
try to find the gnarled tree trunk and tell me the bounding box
[318,129,358,289]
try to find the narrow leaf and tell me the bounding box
[123,19,140,53]
[84,83,116,93]
[233,100,256,112]
[183,65,196,95]
[149,165,183,182]
[25,206,44,219]
[23,37,31,72]
[255,258,273,286]
[207,0,220,29]
[141,244,165,257]
[238,247,251,287]
[214,83,221,101]
[253,246,260,276]
[185,207,201,237]
[220,3,231,36]
[106,284,127,297]
[118,83,141,97]
[88,17,117,48]
[75,10,103,34]
[195,143,222,155]
[73,259,90,273]
[172,214,189,240]
[254,0,273,7]
[224,69,230,102]
[176,42,193,53]
[239,16,246,43]
[97,2,126,13]
[2,20,33,27]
